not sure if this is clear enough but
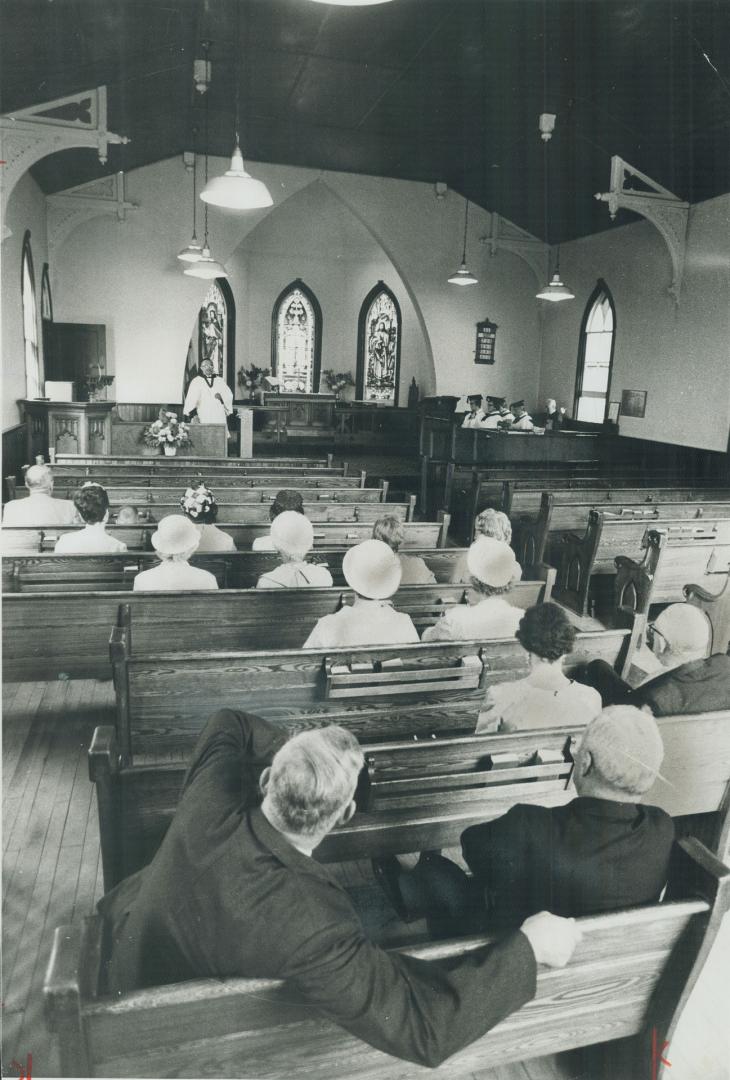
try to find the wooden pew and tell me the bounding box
[109,628,632,761]
[53,453,335,468]
[15,481,388,504]
[30,469,367,489]
[1,569,550,682]
[556,513,730,615]
[684,575,730,658]
[87,709,730,892]
[2,516,449,554]
[43,837,730,1079]
[2,545,467,594]
[512,490,730,571]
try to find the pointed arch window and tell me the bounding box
[271,280,322,394]
[21,232,41,399]
[357,283,401,406]
[574,280,616,423]
[183,278,236,402]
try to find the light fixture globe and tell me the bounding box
[177,236,203,263]
[183,245,228,279]
[200,145,273,210]
[448,262,479,286]
[306,0,393,5]
[536,272,575,302]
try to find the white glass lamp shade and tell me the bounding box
[200,146,273,210]
[536,272,575,302]
[306,0,393,5]
[177,235,203,263]
[447,262,479,286]
[183,246,228,279]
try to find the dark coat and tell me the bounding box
[461,797,674,928]
[577,653,730,715]
[98,710,536,1068]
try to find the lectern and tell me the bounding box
[20,399,115,462]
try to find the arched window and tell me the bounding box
[183,278,236,402]
[41,263,53,322]
[574,280,616,423]
[21,232,41,399]
[271,280,322,394]
[356,282,401,406]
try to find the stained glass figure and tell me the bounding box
[273,283,320,393]
[198,281,227,377]
[359,285,401,406]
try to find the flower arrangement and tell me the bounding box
[142,411,191,449]
[321,370,355,398]
[237,365,270,396]
[180,483,216,521]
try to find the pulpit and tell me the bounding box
[20,399,115,462]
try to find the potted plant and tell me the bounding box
[321,370,355,401]
[237,365,270,403]
[141,411,191,456]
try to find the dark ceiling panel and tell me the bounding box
[1,0,728,243]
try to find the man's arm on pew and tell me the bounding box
[182,709,288,806]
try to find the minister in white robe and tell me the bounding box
[183,359,233,425]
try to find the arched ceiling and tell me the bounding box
[2,0,728,243]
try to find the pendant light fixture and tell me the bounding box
[448,198,478,286]
[535,111,574,303]
[200,12,272,211]
[177,151,203,262]
[185,49,228,280]
[305,1,393,5]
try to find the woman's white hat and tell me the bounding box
[466,536,520,587]
[270,510,314,556]
[343,539,402,600]
[151,514,200,556]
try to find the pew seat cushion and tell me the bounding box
[476,667,602,733]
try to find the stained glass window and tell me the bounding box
[198,280,227,378]
[272,281,321,394]
[357,284,401,406]
[574,281,616,423]
[21,232,40,399]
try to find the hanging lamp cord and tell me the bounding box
[203,42,210,245]
[462,200,469,263]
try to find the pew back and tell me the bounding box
[17,483,385,504]
[615,528,730,618]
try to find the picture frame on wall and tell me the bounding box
[620,389,648,419]
[607,400,620,422]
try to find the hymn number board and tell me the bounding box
[474,318,498,365]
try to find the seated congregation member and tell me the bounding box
[2,463,78,553]
[508,400,534,431]
[54,483,127,554]
[133,515,218,592]
[476,603,602,733]
[452,508,519,584]
[372,513,436,585]
[180,483,236,553]
[256,512,333,589]
[303,540,418,648]
[461,394,485,428]
[375,706,672,937]
[252,488,305,551]
[98,708,580,1067]
[576,602,730,715]
[422,537,522,642]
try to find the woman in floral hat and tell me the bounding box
[180,483,236,552]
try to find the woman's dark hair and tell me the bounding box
[73,483,109,524]
[270,489,305,521]
[516,602,577,661]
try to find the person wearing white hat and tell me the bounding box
[256,512,334,589]
[302,539,418,648]
[422,537,522,642]
[133,515,218,592]
[180,483,236,553]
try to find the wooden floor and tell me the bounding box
[2,678,728,1079]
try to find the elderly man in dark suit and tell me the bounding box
[98,710,580,1068]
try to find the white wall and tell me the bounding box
[539,195,730,452]
[1,173,48,430]
[44,157,542,410]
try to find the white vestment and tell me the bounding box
[183,375,233,425]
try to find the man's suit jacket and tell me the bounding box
[633,653,730,716]
[461,797,674,927]
[98,710,536,1068]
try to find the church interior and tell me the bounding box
[2,0,730,1077]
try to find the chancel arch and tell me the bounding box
[573,279,616,424]
[356,282,402,406]
[271,279,322,394]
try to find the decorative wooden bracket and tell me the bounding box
[479,213,548,288]
[48,172,138,255]
[595,156,689,304]
[0,87,129,241]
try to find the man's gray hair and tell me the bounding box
[267,725,364,838]
[579,705,664,796]
[25,464,54,493]
[372,514,405,552]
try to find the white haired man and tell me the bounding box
[576,602,730,715]
[98,709,581,1067]
[2,463,77,553]
[375,706,673,938]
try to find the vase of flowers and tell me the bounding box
[322,369,355,401]
[237,365,270,403]
[142,411,191,455]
